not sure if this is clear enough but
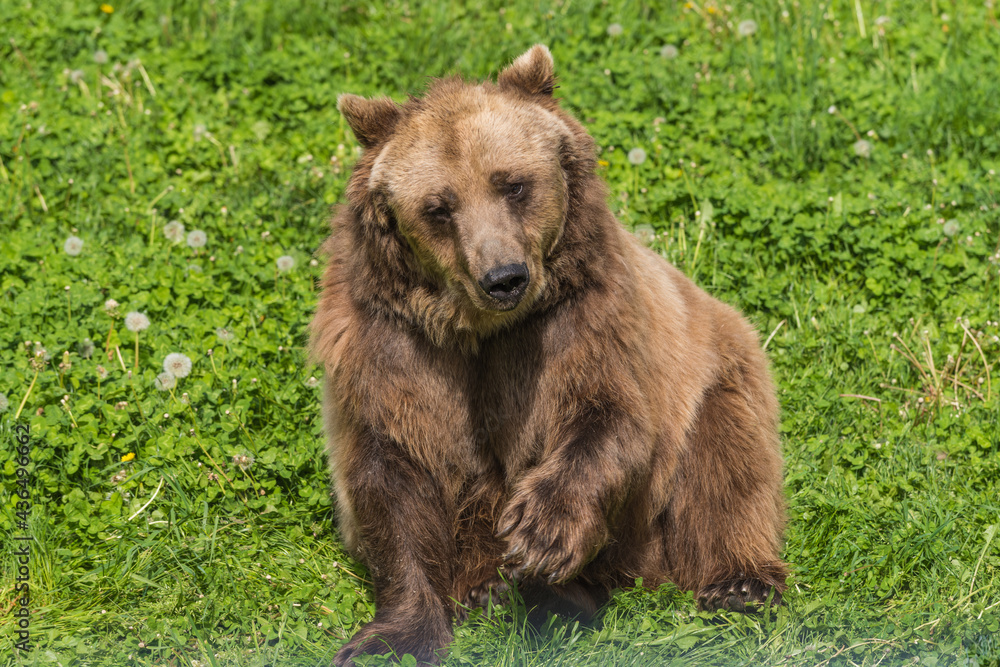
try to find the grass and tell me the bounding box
[1,0,998,665]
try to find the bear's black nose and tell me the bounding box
[480,263,530,304]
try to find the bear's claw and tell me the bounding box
[697,575,783,612]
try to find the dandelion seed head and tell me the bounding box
[33,344,51,363]
[96,365,108,380]
[94,49,109,65]
[853,139,872,158]
[607,23,624,36]
[163,220,185,243]
[64,235,84,256]
[233,453,255,470]
[216,327,235,343]
[943,220,960,237]
[187,230,207,248]
[276,255,295,272]
[0,393,8,412]
[738,19,758,36]
[306,376,320,388]
[69,69,85,83]
[633,224,655,245]
[627,147,647,165]
[125,311,150,332]
[78,338,95,359]
[660,44,679,59]
[154,372,176,391]
[163,352,193,378]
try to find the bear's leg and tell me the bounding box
[663,376,788,612]
[452,472,509,618]
[333,429,457,667]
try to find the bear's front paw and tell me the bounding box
[333,611,451,666]
[497,486,606,585]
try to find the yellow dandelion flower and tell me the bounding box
[598,160,610,167]
[121,452,135,462]
[100,4,114,13]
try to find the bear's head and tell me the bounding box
[336,45,604,345]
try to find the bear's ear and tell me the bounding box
[498,44,556,97]
[337,94,401,148]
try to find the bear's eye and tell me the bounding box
[506,182,525,199]
[426,204,451,222]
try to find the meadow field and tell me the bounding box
[1,0,998,665]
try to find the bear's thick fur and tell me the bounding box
[311,45,788,665]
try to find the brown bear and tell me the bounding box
[310,44,788,666]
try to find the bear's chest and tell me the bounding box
[465,325,553,475]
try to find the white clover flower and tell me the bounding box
[628,147,647,165]
[125,311,150,332]
[216,327,235,343]
[607,23,624,36]
[155,372,176,391]
[276,255,295,272]
[0,392,8,413]
[943,220,960,237]
[305,376,320,388]
[163,353,193,378]
[187,230,207,248]
[853,139,872,158]
[738,19,758,36]
[660,44,679,59]
[94,49,109,65]
[163,220,185,243]
[64,235,84,256]
[828,105,837,114]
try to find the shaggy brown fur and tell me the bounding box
[310,45,788,666]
